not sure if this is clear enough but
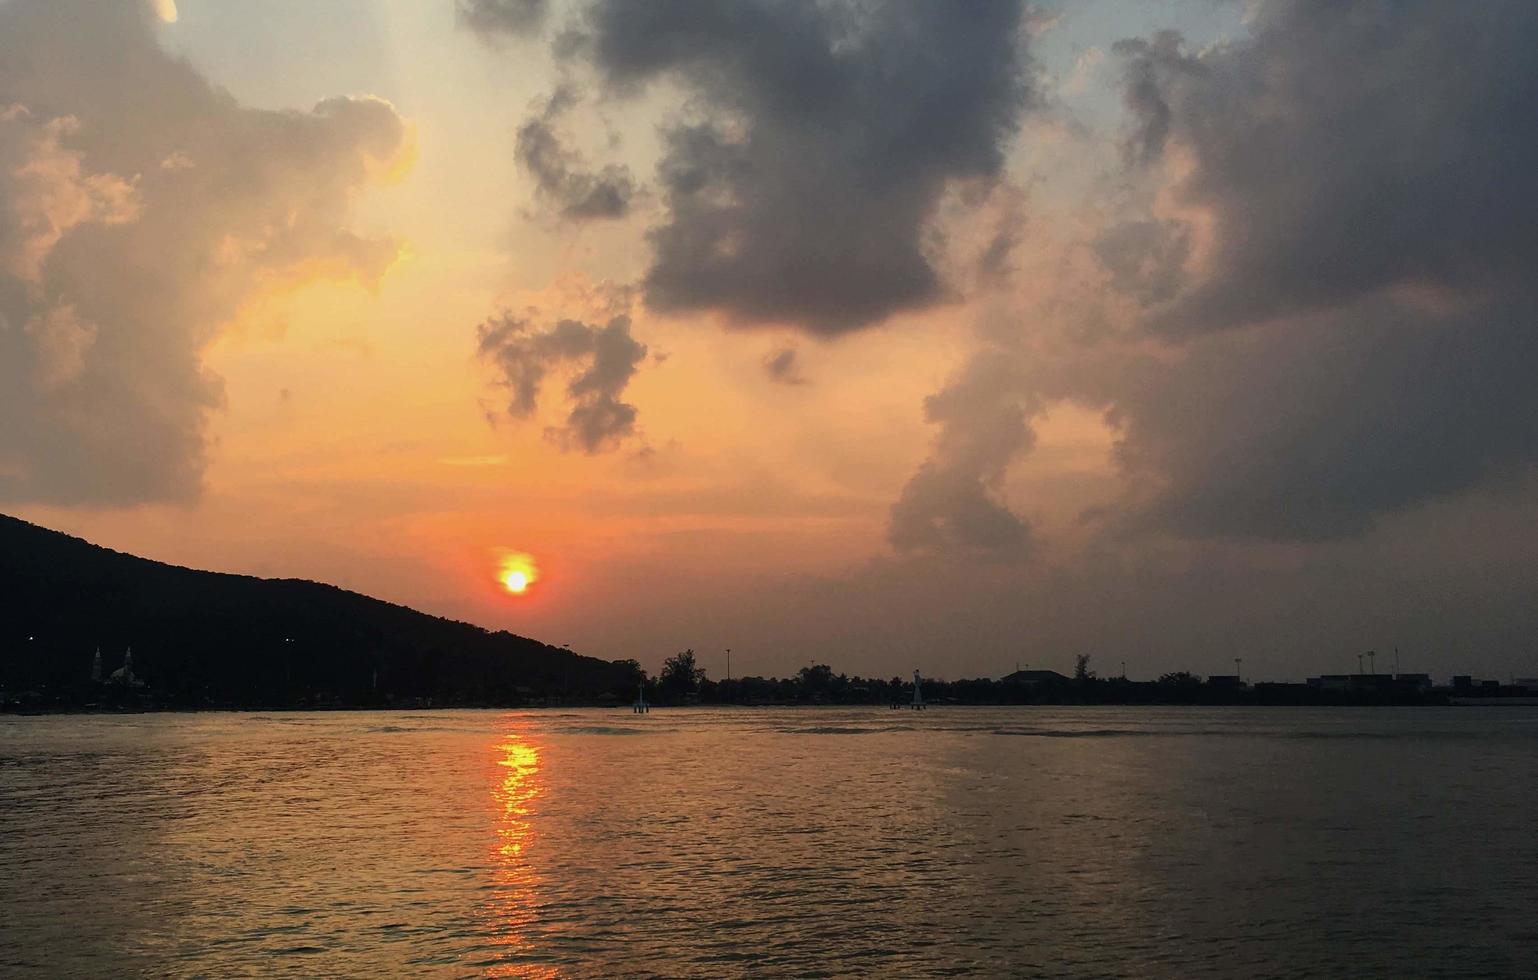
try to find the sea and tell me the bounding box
[2,706,1536,978]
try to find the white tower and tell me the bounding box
[911,669,925,710]
[633,682,649,714]
[91,647,102,683]
[110,647,136,686]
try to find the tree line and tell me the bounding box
[610,651,1447,707]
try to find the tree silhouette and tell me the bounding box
[659,649,705,697]
[1158,671,1202,686]
[796,663,835,693]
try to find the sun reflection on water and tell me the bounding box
[495,738,541,858]
[486,729,557,978]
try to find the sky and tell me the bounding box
[4,0,1537,683]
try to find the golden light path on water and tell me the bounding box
[486,729,555,979]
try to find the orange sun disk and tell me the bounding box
[498,553,539,596]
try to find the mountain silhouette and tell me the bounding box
[0,513,631,707]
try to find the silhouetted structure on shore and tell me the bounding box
[624,656,1538,709]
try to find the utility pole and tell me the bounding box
[726,648,731,682]
[1368,650,1376,676]
[1234,657,1242,682]
[1395,647,1401,676]
[1357,652,1364,675]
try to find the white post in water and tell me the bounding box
[911,669,925,711]
[633,682,649,714]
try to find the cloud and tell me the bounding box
[885,0,1538,553]
[477,312,647,452]
[1110,31,1191,167]
[0,0,410,506]
[1078,0,1538,540]
[762,346,806,386]
[1115,2,1538,334]
[515,87,635,221]
[564,0,1033,334]
[456,0,548,38]
[1092,218,1188,307]
[0,106,140,283]
[888,350,1035,561]
[1113,290,1538,541]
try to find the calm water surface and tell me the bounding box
[2,707,1536,977]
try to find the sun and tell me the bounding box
[497,552,539,597]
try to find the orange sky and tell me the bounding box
[8,0,1538,682]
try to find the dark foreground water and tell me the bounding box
[2,707,1536,978]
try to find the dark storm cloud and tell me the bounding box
[0,0,408,506]
[515,88,635,221]
[1116,0,1538,334]
[569,0,1033,334]
[477,312,647,452]
[1068,0,1538,542]
[888,352,1035,561]
[456,0,548,38]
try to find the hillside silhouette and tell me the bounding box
[0,514,633,708]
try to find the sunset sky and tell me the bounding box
[5,0,1537,682]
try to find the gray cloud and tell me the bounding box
[888,351,1035,561]
[1071,0,1538,541]
[457,0,547,38]
[1116,291,1538,541]
[1111,30,1193,167]
[515,87,635,221]
[1093,218,1189,307]
[0,0,408,505]
[1116,1,1538,334]
[891,0,1538,554]
[762,346,806,386]
[477,312,647,452]
[569,0,1033,334]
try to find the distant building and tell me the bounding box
[1002,669,1068,686]
[1308,674,1396,692]
[109,647,145,689]
[1394,673,1432,692]
[1206,674,1243,688]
